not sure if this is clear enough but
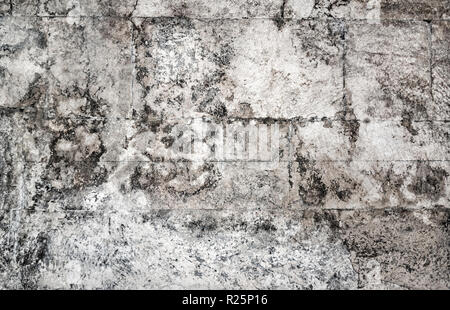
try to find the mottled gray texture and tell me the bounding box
[0,0,449,290]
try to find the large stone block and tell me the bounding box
[335,209,449,289]
[432,21,450,115]
[131,18,345,120]
[288,159,449,209]
[4,209,447,289]
[5,209,358,289]
[0,16,132,117]
[290,119,449,161]
[0,109,126,162]
[10,1,450,20]
[0,17,47,109]
[0,0,448,291]
[47,17,132,119]
[81,0,311,19]
[380,0,449,20]
[17,160,290,211]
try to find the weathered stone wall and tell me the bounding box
[0,0,448,289]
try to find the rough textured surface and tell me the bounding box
[131,18,345,120]
[0,1,449,290]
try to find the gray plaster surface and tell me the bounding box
[0,0,449,289]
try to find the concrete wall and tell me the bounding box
[0,0,448,289]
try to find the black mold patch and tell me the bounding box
[168,163,221,198]
[16,232,49,289]
[192,71,231,119]
[31,161,109,211]
[254,219,277,233]
[408,163,448,200]
[312,211,340,231]
[296,20,346,65]
[298,172,328,206]
[130,164,169,191]
[380,0,448,20]
[330,176,358,203]
[26,116,110,210]
[17,73,48,108]
[372,164,406,205]
[294,156,328,207]
[187,216,218,233]
[335,107,360,151]
[42,0,77,16]
[401,110,419,136]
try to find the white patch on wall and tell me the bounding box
[287,0,315,18]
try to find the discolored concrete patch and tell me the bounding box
[0,0,449,290]
[288,159,449,209]
[0,0,11,15]
[335,209,449,289]
[346,21,438,121]
[46,17,132,119]
[380,0,449,20]
[3,209,447,289]
[0,17,48,109]
[11,0,81,16]
[131,18,345,120]
[290,119,449,161]
[4,209,359,289]
[8,0,450,20]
